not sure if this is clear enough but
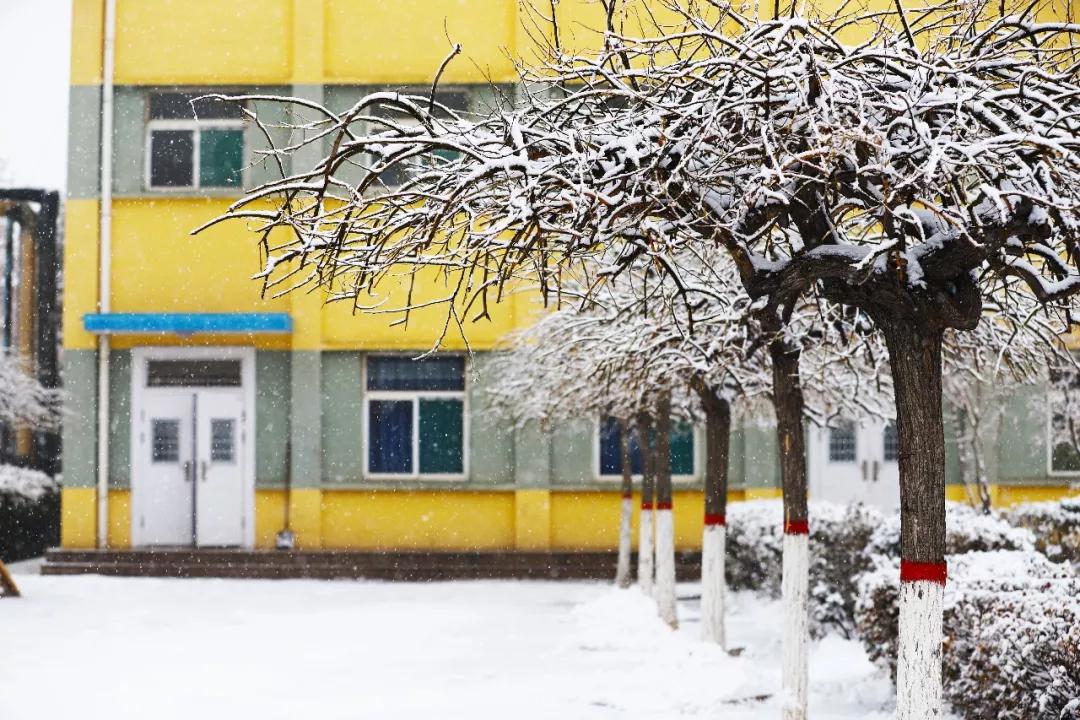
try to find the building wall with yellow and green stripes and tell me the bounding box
[61,0,1078,552]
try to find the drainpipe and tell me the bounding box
[96,0,117,549]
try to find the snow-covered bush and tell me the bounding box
[726,500,881,637]
[857,551,1079,719]
[0,465,59,563]
[867,502,1035,558]
[1003,498,1080,564]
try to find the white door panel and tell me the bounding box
[138,393,194,546]
[809,420,900,512]
[195,392,246,546]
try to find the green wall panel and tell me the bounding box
[468,353,514,486]
[321,351,364,484]
[60,350,98,488]
[551,418,594,486]
[256,351,291,487]
[107,350,131,488]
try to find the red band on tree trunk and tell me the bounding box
[622,492,633,500]
[655,502,673,511]
[704,513,726,526]
[784,519,809,535]
[900,560,948,586]
[641,502,653,511]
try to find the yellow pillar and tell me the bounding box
[514,489,551,550]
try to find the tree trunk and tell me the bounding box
[882,322,947,720]
[0,559,20,598]
[636,413,655,596]
[615,418,634,588]
[653,392,678,628]
[699,385,731,647]
[770,335,809,720]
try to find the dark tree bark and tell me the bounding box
[637,412,655,511]
[697,385,731,523]
[619,418,634,504]
[654,394,673,511]
[881,322,947,567]
[769,334,809,531]
[615,416,635,588]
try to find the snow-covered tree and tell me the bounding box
[207,2,1080,715]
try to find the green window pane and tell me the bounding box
[419,398,464,474]
[199,128,243,187]
[1053,441,1080,473]
[670,423,695,476]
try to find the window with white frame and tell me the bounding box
[365,355,466,477]
[146,92,245,190]
[828,421,857,462]
[1049,363,1080,473]
[597,416,696,478]
[367,90,468,187]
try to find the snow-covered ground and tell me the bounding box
[0,576,895,719]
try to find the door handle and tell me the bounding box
[861,460,868,481]
[200,460,208,483]
[183,461,193,483]
[873,460,880,482]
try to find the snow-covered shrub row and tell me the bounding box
[1003,497,1080,564]
[866,501,1035,558]
[857,551,1079,719]
[726,500,1036,638]
[856,551,1069,679]
[726,500,879,638]
[0,465,59,562]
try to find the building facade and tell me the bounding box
[61,0,1078,554]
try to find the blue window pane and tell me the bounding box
[599,417,643,476]
[368,400,412,474]
[367,356,465,391]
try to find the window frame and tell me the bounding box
[827,421,858,464]
[593,417,701,482]
[144,117,246,192]
[1046,369,1080,478]
[362,354,470,481]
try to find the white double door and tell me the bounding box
[136,389,248,547]
[808,420,900,512]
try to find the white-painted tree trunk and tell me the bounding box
[615,494,633,588]
[781,531,809,720]
[654,507,678,627]
[897,578,945,720]
[700,522,726,647]
[638,507,654,595]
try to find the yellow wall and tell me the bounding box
[114,0,293,85]
[65,485,1080,551]
[321,490,517,550]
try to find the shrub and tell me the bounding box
[1003,497,1080,564]
[856,550,1079,719]
[726,499,881,638]
[0,465,59,563]
[866,501,1036,558]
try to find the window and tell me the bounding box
[152,419,180,463]
[367,90,467,187]
[210,419,235,463]
[365,356,466,477]
[884,421,899,462]
[828,422,857,463]
[147,359,242,388]
[146,92,245,190]
[1049,365,1080,473]
[597,417,696,478]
